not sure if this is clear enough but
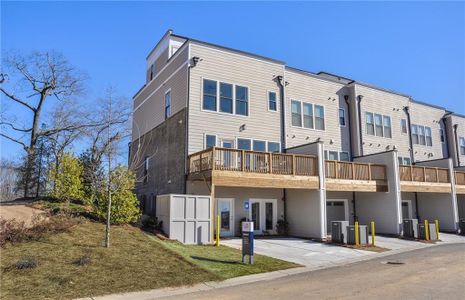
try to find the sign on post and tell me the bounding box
[242,221,254,264]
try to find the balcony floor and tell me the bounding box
[400,181,452,193]
[326,178,388,192]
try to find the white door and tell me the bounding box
[402,200,413,220]
[249,199,277,235]
[326,200,349,233]
[216,198,234,237]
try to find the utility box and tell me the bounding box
[331,221,349,244]
[347,225,369,246]
[403,219,418,239]
[156,194,211,245]
[417,223,428,240]
[459,219,465,236]
[429,223,438,241]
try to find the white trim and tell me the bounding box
[290,99,326,132]
[439,128,445,144]
[267,90,278,113]
[326,199,350,224]
[221,138,235,148]
[248,198,278,234]
[203,133,217,149]
[216,198,235,237]
[236,137,252,150]
[401,118,408,135]
[134,60,188,111]
[338,108,346,127]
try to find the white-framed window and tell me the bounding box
[398,156,411,166]
[411,125,419,144]
[366,112,374,135]
[425,127,432,147]
[150,64,154,81]
[219,82,233,114]
[383,116,392,138]
[237,138,251,150]
[460,137,465,155]
[339,108,346,126]
[339,151,350,161]
[401,119,407,134]
[205,134,217,149]
[268,91,277,112]
[235,85,249,116]
[419,125,426,145]
[303,103,314,129]
[164,90,171,120]
[440,128,445,143]
[315,105,325,130]
[267,142,280,153]
[253,140,266,152]
[203,79,217,111]
[291,100,302,127]
[328,151,338,161]
[374,114,383,137]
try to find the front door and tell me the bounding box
[216,198,234,237]
[249,199,277,235]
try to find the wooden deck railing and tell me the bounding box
[188,147,318,176]
[325,160,386,181]
[455,171,465,185]
[399,165,450,183]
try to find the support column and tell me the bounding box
[210,182,215,244]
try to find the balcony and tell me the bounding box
[399,165,451,193]
[325,160,388,192]
[455,171,465,194]
[187,147,319,189]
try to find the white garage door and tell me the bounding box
[326,200,348,233]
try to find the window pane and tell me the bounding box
[237,138,251,150]
[339,109,346,126]
[206,135,216,148]
[398,157,403,165]
[291,100,302,127]
[412,125,419,144]
[339,152,350,161]
[419,126,426,145]
[303,103,313,128]
[328,151,338,160]
[324,150,328,160]
[203,80,217,111]
[219,83,233,113]
[268,142,280,153]
[460,137,465,155]
[268,92,277,111]
[425,127,432,146]
[375,114,383,137]
[404,157,411,165]
[265,202,273,230]
[253,140,266,152]
[315,105,325,130]
[401,119,407,134]
[164,91,171,119]
[235,86,248,116]
[440,129,445,143]
[366,112,374,135]
[383,116,391,138]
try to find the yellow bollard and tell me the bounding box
[355,221,360,246]
[371,221,375,246]
[424,219,429,241]
[216,215,220,246]
[435,219,440,240]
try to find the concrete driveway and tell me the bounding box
[222,233,465,267]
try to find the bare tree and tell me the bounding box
[0,51,86,197]
[0,159,21,201]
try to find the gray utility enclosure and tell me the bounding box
[156,194,211,244]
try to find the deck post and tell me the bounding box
[241,150,245,171]
[351,163,356,180]
[435,168,439,183]
[292,154,296,175]
[268,152,273,174]
[334,161,339,179]
[423,167,426,182]
[410,165,413,181]
[368,163,372,180]
[211,147,216,170]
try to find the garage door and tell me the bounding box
[326,201,347,233]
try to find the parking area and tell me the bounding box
[221,233,465,267]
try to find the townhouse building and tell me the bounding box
[130,30,465,241]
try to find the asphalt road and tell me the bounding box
[165,243,465,300]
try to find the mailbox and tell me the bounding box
[242,221,254,264]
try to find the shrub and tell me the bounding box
[141,216,163,231]
[15,257,38,269]
[276,219,289,236]
[48,153,84,202]
[74,254,91,266]
[0,218,28,246]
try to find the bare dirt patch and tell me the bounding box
[0,203,45,226]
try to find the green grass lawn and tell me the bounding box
[1,219,297,299]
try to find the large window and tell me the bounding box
[164,90,171,120]
[339,108,346,126]
[383,116,392,138]
[235,85,248,116]
[205,135,216,149]
[268,91,277,111]
[268,142,280,153]
[303,103,313,129]
[411,125,419,144]
[328,151,338,160]
[219,83,233,114]
[203,79,217,111]
[374,114,383,137]
[366,112,375,135]
[419,125,426,145]
[253,140,266,152]
[401,119,407,134]
[315,105,325,130]
[460,137,465,155]
[291,100,302,127]
[425,127,432,146]
[237,138,251,150]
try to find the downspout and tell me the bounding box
[441,112,452,158]
[277,73,288,222]
[404,105,419,220]
[453,124,461,167]
[357,95,364,156]
[345,95,357,223]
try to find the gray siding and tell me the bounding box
[446,114,465,167]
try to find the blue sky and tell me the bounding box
[2,1,465,161]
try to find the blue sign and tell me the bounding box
[244,201,249,210]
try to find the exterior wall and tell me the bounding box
[326,191,355,224]
[130,109,187,201]
[457,194,465,220]
[353,150,402,235]
[133,44,189,139]
[409,101,448,162]
[284,70,351,156]
[351,84,410,159]
[446,114,465,167]
[188,42,284,154]
[286,189,325,239]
